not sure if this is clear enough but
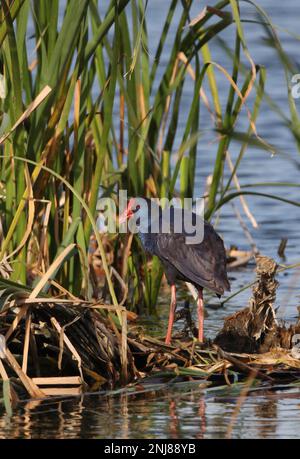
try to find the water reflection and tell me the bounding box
[0,385,300,439]
[254,399,277,439]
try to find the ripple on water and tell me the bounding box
[1,387,300,439]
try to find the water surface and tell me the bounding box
[1,383,300,439]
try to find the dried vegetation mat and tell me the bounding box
[0,256,299,406]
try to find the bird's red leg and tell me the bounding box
[165,284,176,345]
[197,288,204,343]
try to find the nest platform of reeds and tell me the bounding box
[0,255,299,407]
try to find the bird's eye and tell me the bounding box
[135,204,141,211]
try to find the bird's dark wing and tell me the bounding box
[155,222,230,295]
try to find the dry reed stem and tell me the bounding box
[189,5,230,27]
[4,347,45,398]
[32,376,82,385]
[0,86,52,144]
[178,52,215,123]
[21,309,32,374]
[0,358,8,381]
[5,305,29,340]
[226,150,258,229]
[121,309,128,383]
[50,317,84,382]
[30,244,76,298]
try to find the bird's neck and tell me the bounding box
[137,231,156,254]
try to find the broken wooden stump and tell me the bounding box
[214,255,300,353]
